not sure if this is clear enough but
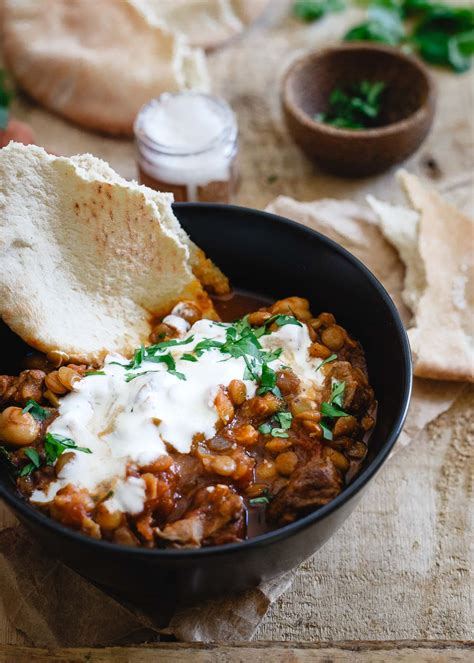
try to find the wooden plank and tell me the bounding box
[1,641,473,663]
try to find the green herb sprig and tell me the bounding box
[121,315,301,396]
[315,80,386,129]
[344,0,474,73]
[258,411,293,438]
[293,0,346,22]
[22,399,49,421]
[320,380,349,440]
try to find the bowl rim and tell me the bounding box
[0,203,413,559]
[282,42,436,139]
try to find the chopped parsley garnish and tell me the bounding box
[249,496,271,506]
[320,380,349,440]
[258,411,293,438]
[249,488,272,506]
[44,433,92,465]
[120,314,300,394]
[22,399,49,421]
[18,448,41,477]
[315,81,386,130]
[181,353,198,362]
[85,370,106,376]
[316,353,338,371]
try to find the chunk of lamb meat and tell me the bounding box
[267,457,343,526]
[328,361,373,416]
[0,369,46,407]
[155,484,244,548]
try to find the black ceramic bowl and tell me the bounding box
[0,204,412,612]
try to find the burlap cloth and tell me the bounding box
[0,0,471,647]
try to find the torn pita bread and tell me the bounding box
[131,0,270,50]
[1,0,209,135]
[368,172,473,383]
[69,153,230,295]
[0,143,221,364]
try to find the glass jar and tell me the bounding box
[134,92,239,203]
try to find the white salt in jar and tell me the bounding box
[134,92,239,203]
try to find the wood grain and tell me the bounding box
[0,0,473,649]
[1,641,473,663]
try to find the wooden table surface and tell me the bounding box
[1,1,473,659]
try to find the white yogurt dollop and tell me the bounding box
[31,318,324,513]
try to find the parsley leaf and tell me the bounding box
[316,80,387,130]
[319,380,348,440]
[330,380,346,408]
[258,411,293,438]
[44,433,92,465]
[17,447,42,477]
[181,353,198,362]
[256,363,282,398]
[249,496,270,505]
[293,0,345,23]
[22,399,49,421]
[316,353,337,371]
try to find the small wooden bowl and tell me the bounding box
[282,43,436,177]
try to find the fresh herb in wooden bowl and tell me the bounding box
[315,80,386,129]
[293,0,474,73]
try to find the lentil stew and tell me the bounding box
[0,296,375,549]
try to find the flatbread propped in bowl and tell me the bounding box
[0,143,223,364]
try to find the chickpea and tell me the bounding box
[228,379,247,406]
[347,441,368,460]
[214,387,235,425]
[323,446,350,472]
[0,407,41,447]
[265,437,292,453]
[58,366,81,390]
[317,312,336,327]
[247,310,272,326]
[211,455,237,477]
[43,389,60,407]
[233,424,259,447]
[246,483,267,498]
[46,350,70,368]
[275,451,298,476]
[321,325,345,351]
[302,420,322,436]
[230,449,255,480]
[55,451,75,476]
[246,393,281,418]
[256,459,277,480]
[171,301,202,325]
[96,504,123,531]
[333,415,358,438]
[270,297,312,321]
[45,370,68,395]
[276,369,300,396]
[150,322,176,343]
[309,342,332,359]
[290,397,320,421]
